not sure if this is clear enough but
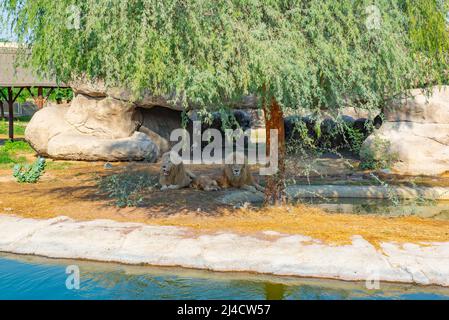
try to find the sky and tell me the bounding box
[0,8,15,41]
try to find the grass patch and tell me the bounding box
[97,170,159,207]
[0,140,34,166]
[0,118,29,136]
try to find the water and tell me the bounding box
[1,253,449,300]
[300,198,449,220]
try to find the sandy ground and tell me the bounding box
[2,160,449,247]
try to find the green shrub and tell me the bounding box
[97,171,158,207]
[343,124,367,155]
[13,157,46,183]
[360,136,398,170]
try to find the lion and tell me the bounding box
[159,151,195,190]
[191,175,221,191]
[218,152,264,193]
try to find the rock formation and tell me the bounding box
[25,81,259,162]
[361,86,449,175]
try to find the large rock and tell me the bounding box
[47,132,157,161]
[384,87,449,123]
[70,78,260,111]
[26,99,158,162]
[66,94,140,139]
[24,106,75,155]
[361,86,449,175]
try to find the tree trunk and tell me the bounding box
[263,97,287,206]
[36,87,44,109]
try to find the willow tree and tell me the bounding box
[2,0,448,205]
[402,0,449,86]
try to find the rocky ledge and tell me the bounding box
[362,86,449,176]
[1,215,448,287]
[217,185,449,207]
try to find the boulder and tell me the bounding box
[70,78,107,98]
[384,87,449,123]
[70,78,260,111]
[361,86,449,175]
[66,94,140,139]
[25,96,159,162]
[47,131,158,162]
[24,105,75,155]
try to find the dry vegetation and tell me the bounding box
[2,160,449,247]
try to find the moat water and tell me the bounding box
[1,253,448,300]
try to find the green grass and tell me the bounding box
[0,140,33,166]
[0,117,29,136]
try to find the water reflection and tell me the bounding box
[1,253,449,300]
[265,283,285,300]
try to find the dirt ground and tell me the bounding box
[2,158,449,247]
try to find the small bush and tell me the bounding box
[13,157,46,183]
[341,122,367,155]
[97,171,158,207]
[360,136,398,170]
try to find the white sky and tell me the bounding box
[0,9,15,41]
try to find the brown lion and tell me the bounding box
[159,151,195,190]
[218,152,264,193]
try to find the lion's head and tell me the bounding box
[159,151,190,186]
[160,152,177,176]
[223,152,251,187]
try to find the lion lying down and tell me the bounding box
[159,152,195,190]
[217,152,265,193]
[159,152,220,191]
[159,151,264,193]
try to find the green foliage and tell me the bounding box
[360,136,398,170]
[2,0,447,115]
[13,157,46,183]
[0,117,28,136]
[403,0,449,86]
[0,87,73,104]
[0,140,32,164]
[342,122,370,154]
[51,88,73,102]
[97,171,158,207]
[1,140,32,152]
